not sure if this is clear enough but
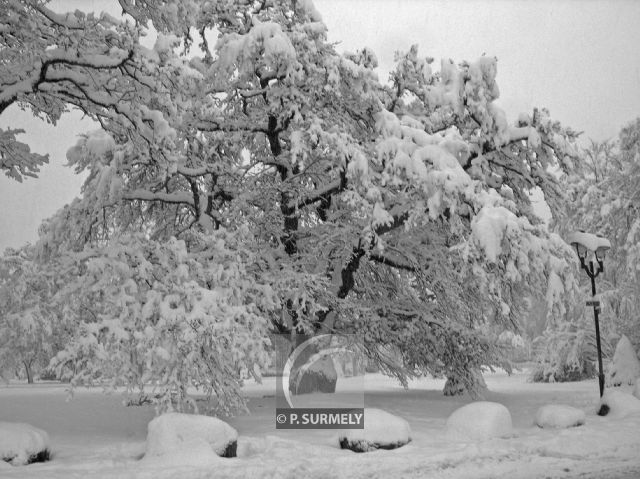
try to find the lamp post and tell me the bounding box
[567,231,611,407]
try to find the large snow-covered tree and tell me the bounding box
[3,0,583,405]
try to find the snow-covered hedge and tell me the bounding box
[535,405,585,428]
[338,408,411,453]
[145,413,238,462]
[0,422,50,466]
[445,402,512,441]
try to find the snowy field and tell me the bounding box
[1,370,640,479]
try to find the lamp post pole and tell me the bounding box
[580,258,605,398]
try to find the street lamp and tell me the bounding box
[567,231,611,413]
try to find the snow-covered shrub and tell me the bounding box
[145,413,238,460]
[445,402,513,441]
[534,405,585,429]
[531,324,598,383]
[338,408,411,453]
[606,335,640,387]
[0,422,50,466]
[599,390,640,418]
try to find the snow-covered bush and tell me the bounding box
[145,413,238,462]
[606,335,640,387]
[338,408,411,453]
[534,405,585,429]
[0,422,50,466]
[445,402,513,441]
[531,322,598,383]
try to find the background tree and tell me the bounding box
[0,245,61,383]
[552,118,640,358]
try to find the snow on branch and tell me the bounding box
[369,252,416,272]
[0,128,48,181]
[0,49,135,118]
[122,190,195,205]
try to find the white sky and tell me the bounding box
[1,0,640,253]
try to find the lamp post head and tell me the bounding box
[567,231,611,273]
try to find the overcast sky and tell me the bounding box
[1,0,640,253]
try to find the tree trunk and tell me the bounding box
[444,369,487,398]
[23,361,34,384]
[288,335,337,395]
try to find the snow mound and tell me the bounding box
[338,408,411,452]
[535,405,585,428]
[599,390,640,418]
[445,401,513,441]
[0,422,50,466]
[144,413,238,464]
[606,335,640,387]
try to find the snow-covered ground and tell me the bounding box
[1,370,639,478]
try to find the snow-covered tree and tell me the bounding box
[5,0,583,401]
[553,118,640,363]
[0,246,61,383]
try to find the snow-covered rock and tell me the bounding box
[338,408,411,452]
[535,405,585,429]
[606,335,640,387]
[599,389,640,418]
[0,422,50,466]
[145,413,238,463]
[445,401,513,441]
